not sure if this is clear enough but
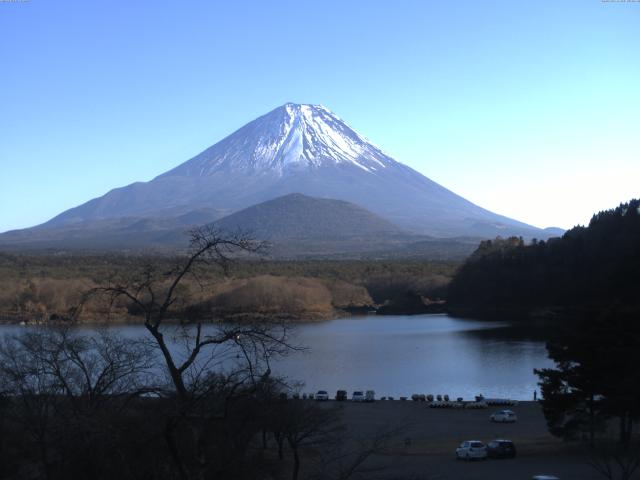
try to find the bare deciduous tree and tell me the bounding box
[313,424,402,480]
[81,226,300,480]
[84,226,296,399]
[280,400,344,480]
[0,328,155,480]
[587,443,640,480]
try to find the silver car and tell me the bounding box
[315,390,329,401]
[456,440,487,460]
[352,391,365,402]
[490,409,517,423]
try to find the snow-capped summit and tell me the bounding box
[162,103,395,177]
[31,103,552,239]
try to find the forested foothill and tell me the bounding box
[449,199,640,475]
[447,199,640,320]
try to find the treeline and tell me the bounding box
[447,199,640,316]
[0,256,456,322]
[0,255,456,284]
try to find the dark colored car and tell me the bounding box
[336,390,347,401]
[487,439,516,459]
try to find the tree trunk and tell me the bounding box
[38,439,52,480]
[146,324,189,399]
[164,417,190,480]
[276,435,284,460]
[589,394,595,448]
[619,414,628,446]
[625,414,633,446]
[291,446,300,480]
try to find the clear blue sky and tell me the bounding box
[1,0,638,232]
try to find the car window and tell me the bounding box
[470,442,484,448]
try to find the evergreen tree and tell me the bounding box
[535,308,640,446]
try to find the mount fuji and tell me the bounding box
[1,103,558,253]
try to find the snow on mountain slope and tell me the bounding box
[161,103,393,176]
[27,103,551,239]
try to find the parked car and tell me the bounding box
[352,391,365,402]
[335,390,347,401]
[487,439,516,458]
[455,440,487,460]
[365,390,376,402]
[490,409,517,423]
[315,390,329,401]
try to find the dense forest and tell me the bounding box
[447,199,640,318]
[447,200,640,461]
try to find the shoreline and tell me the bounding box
[0,309,547,327]
[0,307,452,326]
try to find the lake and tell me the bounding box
[0,314,553,400]
[273,314,552,400]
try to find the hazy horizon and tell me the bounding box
[1,0,639,233]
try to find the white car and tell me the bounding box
[352,391,365,402]
[365,390,376,402]
[491,409,517,423]
[315,390,329,401]
[456,440,487,460]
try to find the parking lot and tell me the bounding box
[331,400,609,480]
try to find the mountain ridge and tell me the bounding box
[3,103,561,247]
[0,193,481,259]
[212,193,405,240]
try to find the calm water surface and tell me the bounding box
[274,314,552,400]
[0,314,553,400]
